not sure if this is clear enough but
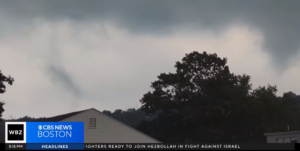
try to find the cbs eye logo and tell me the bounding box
[38,125,54,130]
[5,122,26,143]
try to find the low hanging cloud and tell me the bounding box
[0,0,300,70]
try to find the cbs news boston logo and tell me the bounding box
[5,122,84,144]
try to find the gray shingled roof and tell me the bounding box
[34,108,90,122]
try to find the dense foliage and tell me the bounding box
[137,51,300,143]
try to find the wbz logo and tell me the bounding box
[5,122,26,143]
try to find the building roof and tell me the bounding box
[31,108,161,143]
[33,108,89,122]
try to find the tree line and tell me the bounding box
[1,51,300,143]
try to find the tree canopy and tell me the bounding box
[137,51,300,143]
[0,70,14,120]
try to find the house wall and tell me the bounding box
[61,109,160,143]
[266,133,300,143]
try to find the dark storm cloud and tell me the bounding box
[1,0,300,70]
[47,65,82,97]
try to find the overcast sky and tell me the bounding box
[1,0,300,119]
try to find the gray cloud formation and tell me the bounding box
[0,0,300,71]
[1,11,300,118]
[47,65,82,97]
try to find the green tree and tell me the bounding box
[103,108,150,127]
[0,70,14,120]
[138,51,251,142]
[137,51,300,143]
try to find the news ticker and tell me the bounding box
[3,122,297,150]
[2,143,296,150]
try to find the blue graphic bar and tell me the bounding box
[26,122,84,143]
[26,144,84,150]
